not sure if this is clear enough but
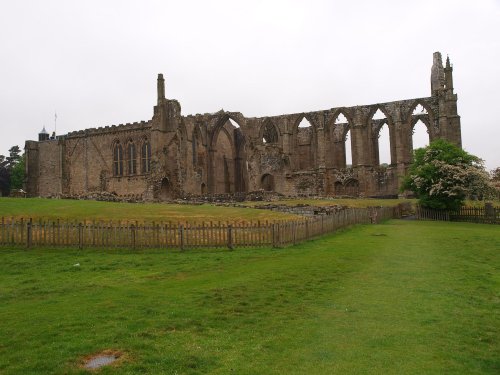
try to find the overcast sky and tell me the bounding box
[1,0,499,169]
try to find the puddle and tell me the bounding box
[82,350,123,370]
[85,355,117,369]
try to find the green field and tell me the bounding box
[0,220,498,374]
[0,197,410,224]
[0,198,295,223]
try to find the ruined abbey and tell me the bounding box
[25,52,461,200]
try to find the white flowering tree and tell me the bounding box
[491,167,500,199]
[402,140,494,210]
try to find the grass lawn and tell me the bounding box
[0,197,412,224]
[0,198,296,223]
[0,220,498,374]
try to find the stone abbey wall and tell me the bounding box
[25,52,461,200]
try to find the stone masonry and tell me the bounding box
[25,52,461,200]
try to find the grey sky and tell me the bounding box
[1,0,499,169]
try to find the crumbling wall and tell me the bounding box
[26,53,461,200]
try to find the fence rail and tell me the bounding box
[0,206,400,250]
[415,205,499,224]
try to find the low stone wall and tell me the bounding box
[254,204,347,217]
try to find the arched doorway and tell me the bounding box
[159,178,173,201]
[201,183,206,195]
[261,174,274,191]
[344,179,359,197]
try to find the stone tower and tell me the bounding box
[434,53,462,147]
[431,51,445,95]
[149,74,184,199]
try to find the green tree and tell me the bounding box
[491,167,500,198]
[6,146,21,167]
[0,155,9,196]
[0,146,25,195]
[9,153,25,190]
[491,167,500,183]
[402,139,493,210]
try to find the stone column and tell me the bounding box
[351,108,368,167]
[316,127,326,169]
[207,148,216,194]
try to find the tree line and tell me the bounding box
[0,146,25,196]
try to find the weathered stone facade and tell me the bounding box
[25,52,461,199]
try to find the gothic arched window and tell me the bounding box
[113,142,123,176]
[141,141,151,173]
[128,141,137,175]
[262,122,278,144]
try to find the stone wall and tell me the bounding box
[26,52,461,201]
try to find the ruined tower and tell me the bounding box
[435,53,462,147]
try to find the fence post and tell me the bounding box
[78,222,83,249]
[272,223,277,248]
[131,224,136,250]
[179,224,184,251]
[27,218,32,248]
[227,224,233,250]
[485,203,494,224]
[20,218,24,245]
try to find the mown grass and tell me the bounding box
[0,220,498,374]
[0,197,411,224]
[0,198,295,223]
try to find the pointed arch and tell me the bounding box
[292,114,317,170]
[208,112,248,194]
[298,117,312,128]
[366,105,392,125]
[292,113,319,132]
[405,100,435,154]
[141,138,151,174]
[260,119,279,144]
[327,109,353,169]
[411,119,430,150]
[112,140,124,176]
[327,108,354,131]
[407,99,432,115]
[367,105,395,166]
[127,139,137,175]
[406,99,435,128]
[209,112,245,150]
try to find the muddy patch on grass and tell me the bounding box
[80,349,125,370]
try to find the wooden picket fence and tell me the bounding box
[0,206,400,250]
[415,204,499,224]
